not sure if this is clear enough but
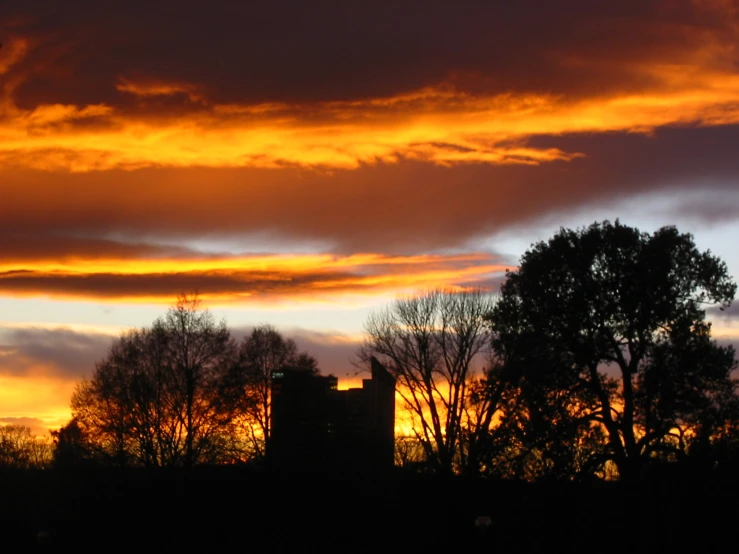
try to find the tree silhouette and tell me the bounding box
[357,289,498,476]
[0,425,52,469]
[72,326,171,466]
[488,220,738,482]
[71,294,239,467]
[50,417,96,468]
[223,324,318,459]
[156,295,236,467]
[638,319,739,471]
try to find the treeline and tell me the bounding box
[374,221,738,483]
[3,220,738,483]
[2,309,316,470]
[0,425,52,469]
[56,302,318,469]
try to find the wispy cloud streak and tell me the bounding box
[0,252,504,303]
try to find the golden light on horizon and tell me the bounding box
[0,374,74,432]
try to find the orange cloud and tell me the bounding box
[2,33,739,172]
[0,252,505,305]
[116,77,204,103]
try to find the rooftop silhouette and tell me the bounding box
[269,357,395,473]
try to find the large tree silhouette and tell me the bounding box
[71,295,238,467]
[488,220,738,482]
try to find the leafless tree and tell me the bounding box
[72,327,170,466]
[71,294,239,467]
[357,288,497,475]
[154,295,236,467]
[394,434,427,470]
[224,324,318,458]
[0,425,52,469]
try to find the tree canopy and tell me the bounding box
[71,295,237,467]
[222,324,319,458]
[487,220,738,481]
[67,297,325,468]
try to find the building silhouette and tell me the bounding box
[269,358,395,473]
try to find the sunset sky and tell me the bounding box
[1,0,739,434]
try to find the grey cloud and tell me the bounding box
[0,324,362,382]
[0,327,113,377]
[290,330,365,380]
[0,233,201,262]
[230,326,363,381]
[708,302,739,321]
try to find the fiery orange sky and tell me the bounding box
[1,0,738,433]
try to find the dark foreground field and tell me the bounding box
[1,467,736,552]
